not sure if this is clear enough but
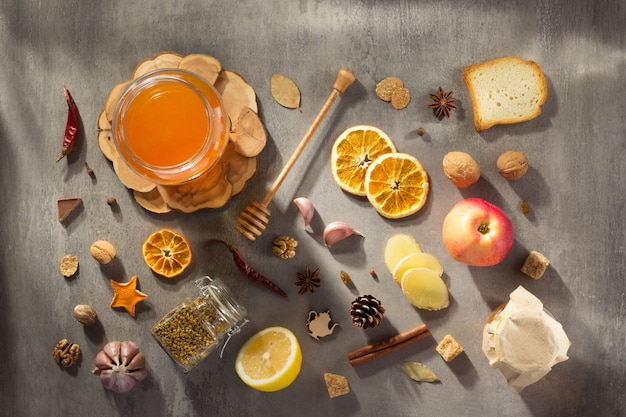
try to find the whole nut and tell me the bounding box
[90,240,116,264]
[442,152,481,188]
[497,150,528,180]
[73,304,98,326]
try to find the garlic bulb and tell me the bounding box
[293,197,315,228]
[93,341,147,393]
[323,221,364,247]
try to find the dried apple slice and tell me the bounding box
[152,52,183,69]
[133,188,170,214]
[384,234,422,274]
[401,268,449,311]
[105,80,132,122]
[132,59,158,79]
[392,252,444,285]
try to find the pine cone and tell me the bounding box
[350,295,385,329]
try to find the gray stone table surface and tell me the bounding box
[1,0,624,416]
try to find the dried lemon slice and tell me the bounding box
[365,152,429,219]
[330,125,397,196]
[142,229,192,278]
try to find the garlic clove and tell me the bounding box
[293,197,315,228]
[323,221,364,248]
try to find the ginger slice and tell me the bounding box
[178,54,222,85]
[401,267,449,311]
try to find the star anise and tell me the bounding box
[295,267,321,294]
[428,87,458,118]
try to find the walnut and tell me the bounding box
[52,339,81,368]
[90,240,116,264]
[272,235,298,259]
[497,150,528,180]
[442,152,481,188]
[74,304,98,326]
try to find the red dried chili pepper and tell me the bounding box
[208,240,288,298]
[56,84,79,162]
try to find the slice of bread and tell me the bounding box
[463,56,547,131]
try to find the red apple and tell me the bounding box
[442,198,514,266]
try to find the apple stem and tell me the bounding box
[478,224,490,234]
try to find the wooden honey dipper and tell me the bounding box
[236,68,356,240]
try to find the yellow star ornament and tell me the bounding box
[110,275,148,317]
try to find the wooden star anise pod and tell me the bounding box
[428,86,458,118]
[295,267,321,294]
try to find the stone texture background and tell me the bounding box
[1,0,624,416]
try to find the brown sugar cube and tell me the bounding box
[323,373,350,398]
[436,334,463,362]
[521,250,550,279]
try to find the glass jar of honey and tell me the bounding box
[151,276,248,372]
[113,69,229,185]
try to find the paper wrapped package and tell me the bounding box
[482,286,571,391]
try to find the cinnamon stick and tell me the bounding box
[347,324,430,366]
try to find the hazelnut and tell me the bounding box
[497,150,528,180]
[90,240,116,264]
[442,152,481,188]
[73,304,98,326]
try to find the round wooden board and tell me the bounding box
[97,52,264,213]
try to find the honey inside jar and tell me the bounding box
[113,69,229,185]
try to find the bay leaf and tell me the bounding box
[270,73,301,109]
[401,362,440,383]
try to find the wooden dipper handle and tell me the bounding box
[260,68,356,207]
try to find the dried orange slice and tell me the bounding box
[365,152,429,219]
[330,125,397,196]
[142,229,192,278]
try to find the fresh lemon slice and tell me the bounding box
[401,268,449,311]
[392,252,444,285]
[384,233,422,273]
[235,326,302,392]
[142,229,192,278]
[331,125,397,196]
[365,152,429,219]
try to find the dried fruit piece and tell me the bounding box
[110,275,148,317]
[384,234,422,273]
[391,87,411,109]
[401,268,449,311]
[340,270,352,284]
[331,125,397,196]
[520,200,531,214]
[90,240,116,265]
[270,73,301,109]
[436,334,464,362]
[57,198,82,222]
[324,373,350,398]
[60,254,79,277]
[375,77,403,102]
[142,229,192,278]
[365,153,429,219]
[401,361,440,383]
